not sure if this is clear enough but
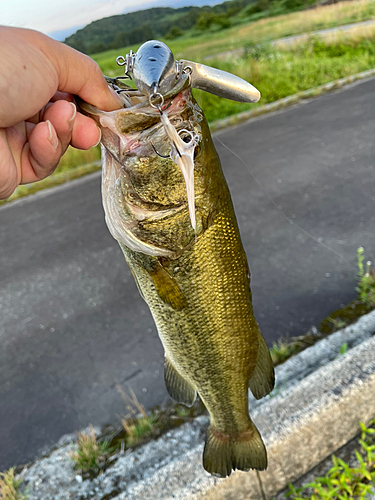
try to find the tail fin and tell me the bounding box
[203,422,267,477]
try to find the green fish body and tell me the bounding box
[80,81,274,477]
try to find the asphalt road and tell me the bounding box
[1,77,375,471]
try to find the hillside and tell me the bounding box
[64,0,252,54]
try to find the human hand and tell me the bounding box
[0,26,123,200]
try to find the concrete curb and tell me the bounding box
[210,69,375,132]
[19,311,375,499]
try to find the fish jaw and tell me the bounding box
[79,88,206,257]
[101,147,174,257]
[159,112,199,231]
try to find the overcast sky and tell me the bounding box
[0,0,158,37]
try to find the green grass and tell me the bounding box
[271,247,375,366]
[270,329,325,367]
[195,34,375,122]
[356,247,375,307]
[286,419,375,499]
[0,146,101,206]
[91,0,375,67]
[0,468,27,500]
[70,425,113,478]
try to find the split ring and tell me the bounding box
[149,92,164,109]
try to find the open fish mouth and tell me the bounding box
[77,40,261,256]
[78,76,202,257]
[78,73,192,161]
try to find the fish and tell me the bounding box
[78,40,275,478]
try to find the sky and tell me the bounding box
[0,0,161,38]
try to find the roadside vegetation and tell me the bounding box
[93,0,375,68]
[194,28,375,121]
[0,146,101,207]
[285,418,375,499]
[270,247,375,366]
[70,425,114,479]
[0,468,27,500]
[69,387,202,479]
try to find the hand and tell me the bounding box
[0,26,123,200]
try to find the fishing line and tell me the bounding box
[215,135,351,266]
[256,471,267,500]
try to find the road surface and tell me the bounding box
[1,76,374,471]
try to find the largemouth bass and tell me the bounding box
[79,41,274,477]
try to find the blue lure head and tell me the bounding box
[131,40,177,103]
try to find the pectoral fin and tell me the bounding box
[249,333,275,400]
[164,358,196,406]
[149,261,186,310]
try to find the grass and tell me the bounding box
[94,385,204,467]
[70,425,114,479]
[271,247,375,366]
[0,146,101,207]
[92,0,375,67]
[117,386,159,447]
[286,418,375,499]
[356,246,375,307]
[270,328,325,367]
[0,468,27,500]
[195,30,375,122]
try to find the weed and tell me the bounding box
[327,317,347,330]
[70,425,113,478]
[0,468,27,500]
[286,418,375,499]
[116,386,159,447]
[356,247,375,307]
[339,342,348,356]
[270,338,301,365]
[270,328,324,366]
[121,414,158,447]
[174,405,191,417]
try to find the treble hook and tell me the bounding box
[150,141,170,159]
[150,139,182,159]
[152,103,183,158]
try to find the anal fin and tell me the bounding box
[164,358,196,407]
[249,332,275,400]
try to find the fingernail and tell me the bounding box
[93,127,102,147]
[109,87,124,108]
[68,102,77,131]
[46,120,59,149]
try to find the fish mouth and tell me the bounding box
[77,74,202,258]
[77,73,191,162]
